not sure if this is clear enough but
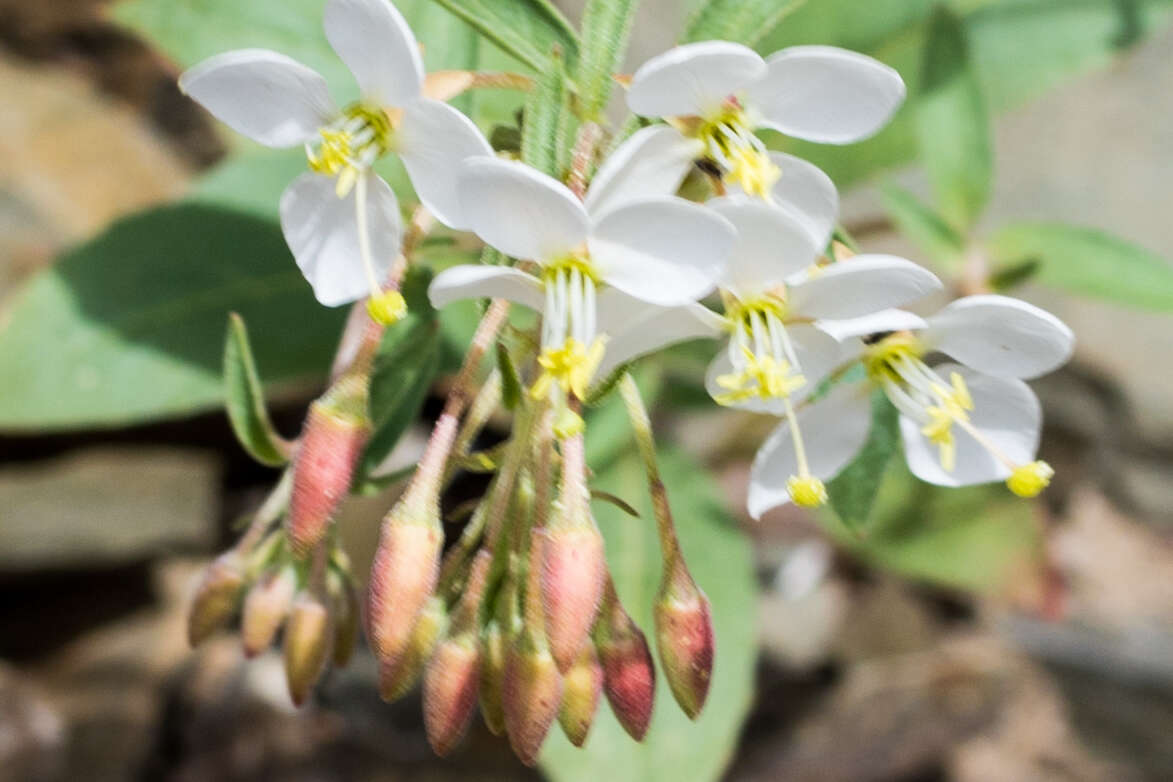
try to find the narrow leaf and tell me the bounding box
[827,391,899,531]
[878,182,965,267]
[426,0,579,72]
[589,489,641,519]
[917,4,993,232]
[578,0,641,119]
[521,49,574,177]
[989,257,1043,292]
[223,313,291,466]
[496,342,524,410]
[987,222,1173,311]
[683,0,807,46]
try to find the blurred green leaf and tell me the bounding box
[833,462,1041,592]
[989,256,1043,291]
[827,391,899,531]
[496,341,523,411]
[578,0,641,118]
[541,447,755,782]
[879,183,966,266]
[917,4,992,231]
[189,149,308,220]
[522,49,575,177]
[0,204,345,431]
[426,0,579,72]
[223,313,292,466]
[987,222,1173,310]
[683,0,807,45]
[584,366,661,469]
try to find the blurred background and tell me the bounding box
[1,0,1172,780]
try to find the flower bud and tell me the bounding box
[654,557,714,720]
[241,565,297,657]
[558,644,603,747]
[367,506,443,664]
[423,635,481,756]
[329,573,360,668]
[187,552,246,648]
[478,618,509,735]
[287,377,371,557]
[540,511,606,673]
[283,590,334,707]
[378,596,447,702]
[595,584,656,741]
[503,630,563,766]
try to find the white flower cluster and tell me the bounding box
[181,0,1074,516]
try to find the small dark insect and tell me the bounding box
[695,158,722,178]
[861,331,895,345]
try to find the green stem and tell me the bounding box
[618,372,681,561]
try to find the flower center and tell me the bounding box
[697,102,780,199]
[306,103,394,198]
[865,334,1053,495]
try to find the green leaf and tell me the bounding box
[496,342,524,411]
[878,182,965,266]
[683,0,807,46]
[987,222,1173,310]
[541,448,755,782]
[425,0,579,72]
[578,0,641,119]
[223,313,292,466]
[522,49,574,177]
[0,205,345,431]
[917,4,993,231]
[827,391,899,531]
[989,256,1043,291]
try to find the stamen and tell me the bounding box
[696,106,781,199]
[305,103,394,196]
[1007,461,1054,497]
[354,174,404,326]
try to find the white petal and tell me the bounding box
[747,381,872,518]
[589,197,734,306]
[758,152,839,249]
[747,46,905,144]
[707,196,819,295]
[458,158,590,262]
[324,0,424,105]
[428,265,544,311]
[816,309,929,342]
[788,255,942,320]
[596,297,724,377]
[705,324,843,414]
[279,171,401,306]
[920,295,1075,379]
[627,41,767,118]
[584,126,704,219]
[900,364,1040,487]
[179,49,335,147]
[397,98,493,230]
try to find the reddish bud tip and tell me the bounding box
[378,596,447,703]
[478,619,509,735]
[558,644,603,747]
[654,562,714,720]
[596,596,656,741]
[241,565,297,657]
[288,402,370,557]
[283,591,334,707]
[540,525,606,673]
[367,512,442,664]
[503,632,563,766]
[423,635,481,756]
[187,553,246,648]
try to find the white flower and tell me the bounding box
[623,41,905,201]
[179,0,492,308]
[748,296,1076,516]
[427,145,737,425]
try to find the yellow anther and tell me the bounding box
[920,406,958,472]
[366,289,407,325]
[532,337,606,402]
[1007,461,1054,498]
[714,347,806,406]
[949,372,974,411]
[864,333,922,384]
[305,103,393,195]
[726,145,781,199]
[553,407,585,440]
[787,475,827,508]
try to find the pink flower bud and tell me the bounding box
[283,590,334,707]
[378,596,447,703]
[558,644,603,747]
[540,520,605,673]
[187,552,246,647]
[503,630,563,766]
[654,558,714,720]
[287,388,371,557]
[595,586,656,741]
[241,565,297,657]
[478,618,509,736]
[423,635,481,756]
[367,509,443,664]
